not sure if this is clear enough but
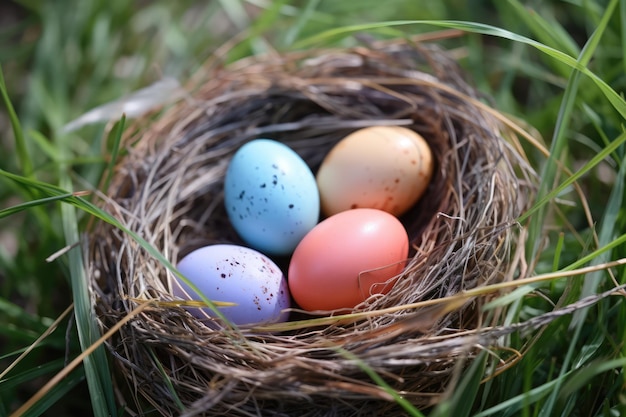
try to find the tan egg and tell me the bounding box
[316,126,433,217]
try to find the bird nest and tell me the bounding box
[87,38,538,416]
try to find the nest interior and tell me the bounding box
[88,41,536,416]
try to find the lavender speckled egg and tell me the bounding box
[172,244,290,325]
[224,139,320,255]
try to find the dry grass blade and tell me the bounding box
[0,305,74,381]
[9,301,154,417]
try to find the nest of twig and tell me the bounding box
[88,38,538,416]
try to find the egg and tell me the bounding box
[288,208,409,311]
[316,126,433,217]
[172,244,290,325]
[224,139,320,255]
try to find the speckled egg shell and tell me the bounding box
[224,139,320,255]
[172,244,290,325]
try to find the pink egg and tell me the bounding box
[288,209,409,311]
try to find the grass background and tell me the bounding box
[0,0,625,416]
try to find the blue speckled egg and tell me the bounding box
[224,139,320,255]
[172,244,291,325]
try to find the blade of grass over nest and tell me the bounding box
[292,19,626,119]
[565,234,626,274]
[58,163,116,417]
[431,351,487,417]
[0,192,87,219]
[102,115,125,194]
[252,259,626,332]
[484,231,560,313]
[482,284,539,312]
[0,65,33,178]
[0,169,237,320]
[335,348,425,417]
[147,348,185,412]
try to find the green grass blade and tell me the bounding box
[622,0,626,75]
[147,348,185,411]
[536,6,622,412]
[58,179,117,417]
[29,130,61,163]
[293,19,626,119]
[0,297,53,330]
[539,157,625,415]
[0,65,33,178]
[102,115,125,194]
[525,67,582,262]
[517,130,626,224]
[282,0,322,47]
[430,351,487,417]
[0,359,65,392]
[552,232,565,272]
[1,346,39,361]
[564,232,626,273]
[19,368,85,417]
[335,347,425,417]
[473,373,566,417]
[518,0,626,254]
[570,152,625,328]
[506,0,580,58]
[581,103,620,167]
[0,193,78,218]
[519,0,619,261]
[482,284,539,311]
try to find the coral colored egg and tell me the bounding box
[288,208,409,311]
[172,244,290,325]
[316,126,433,217]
